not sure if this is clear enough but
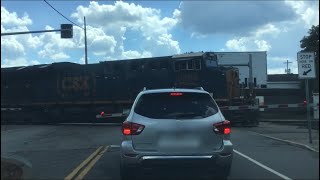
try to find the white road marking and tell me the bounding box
[250,131,319,153]
[233,149,292,180]
[109,145,120,148]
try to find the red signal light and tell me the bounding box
[303,100,307,106]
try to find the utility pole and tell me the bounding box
[249,54,253,96]
[84,16,88,65]
[284,60,292,74]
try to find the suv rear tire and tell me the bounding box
[212,165,231,180]
[120,164,137,180]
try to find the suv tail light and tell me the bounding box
[213,120,231,135]
[122,121,145,135]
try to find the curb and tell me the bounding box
[250,131,319,153]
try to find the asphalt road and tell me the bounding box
[1,124,319,180]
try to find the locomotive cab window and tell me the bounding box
[205,56,218,68]
[160,60,168,69]
[174,59,201,71]
[150,61,158,70]
[194,59,201,70]
[130,61,138,71]
[114,63,121,72]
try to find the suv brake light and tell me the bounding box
[170,92,183,96]
[213,120,231,135]
[122,121,145,135]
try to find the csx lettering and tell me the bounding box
[62,76,90,91]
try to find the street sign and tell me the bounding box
[297,52,316,79]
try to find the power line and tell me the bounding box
[43,0,84,29]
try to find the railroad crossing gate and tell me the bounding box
[297,52,316,79]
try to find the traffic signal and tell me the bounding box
[61,24,73,38]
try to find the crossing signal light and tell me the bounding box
[61,24,73,38]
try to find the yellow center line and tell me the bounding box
[74,145,110,180]
[64,146,103,180]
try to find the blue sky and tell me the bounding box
[1,1,319,74]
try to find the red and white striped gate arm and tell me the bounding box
[95,103,318,118]
[219,103,315,111]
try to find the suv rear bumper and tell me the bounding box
[120,140,233,170]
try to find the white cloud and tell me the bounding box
[226,37,271,52]
[1,58,40,68]
[71,1,180,57]
[78,55,90,64]
[254,40,271,51]
[90,35,116,56]
[1,6,32,26]
[1,25,42,50]
[120,50,152,59]
[37,29,75,61]
[268,56,293,62]
[39,25,75,48]
[1,3,181,67]
[150,33,180,56]
[37,24,119,62]
[225,22,286,52]
[1,6,44,67]
[177,1,297,35]
[267,66,297,74]
[285,1,319,27]
[225,38,248,51]
[178,0,316,75]
[267,68,287,74]
[224,1,317,59]
[255,24,282,38]
[173,9,181,22]
[191,32,207,39]
[267,56,298,74]
[30,60,40,65]
[86,27,117,56]
[51,52,70,61]
[1,37,25,59]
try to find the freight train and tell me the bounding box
[1,52,259,125]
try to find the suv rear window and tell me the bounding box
[134,92,219,119]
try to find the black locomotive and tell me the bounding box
[1,52,258,125]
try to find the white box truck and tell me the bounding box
[216,51,268,88]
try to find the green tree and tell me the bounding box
[300,25,319,93]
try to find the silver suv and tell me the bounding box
[120,88,233,179]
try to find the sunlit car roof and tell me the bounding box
[141,88,208,95]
